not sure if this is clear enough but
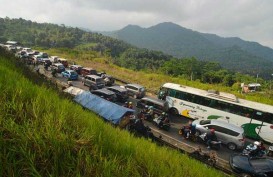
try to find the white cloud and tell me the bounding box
[0,0,272,48]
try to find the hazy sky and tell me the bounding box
[1,0,273,48]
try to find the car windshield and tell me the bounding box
[200,120,211,125]
[58,65,65,69]
[70,71,77,75]
[140,88,145,92]
[96,78,104,83]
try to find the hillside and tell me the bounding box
[105,22,273,78]
[0,48,225,176]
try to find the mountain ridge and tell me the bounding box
[103,22,273,77]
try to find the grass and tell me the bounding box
[0,49,225,176]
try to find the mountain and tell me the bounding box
[104,22,273,78]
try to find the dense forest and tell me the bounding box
[0,17,267,87]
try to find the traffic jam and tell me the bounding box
[9,44,273,177]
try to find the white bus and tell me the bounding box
[159,83,273,143]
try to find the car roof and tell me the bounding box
[91,88,115,95]
[71,65,82,67]
[82,67,96,70]
[140,97,166,106]
[54,63,64,66]
[126,83,145,89]
[108,86,127,92]
[85,75,102,79]
[65,70,76,73]
[194,119,244,133]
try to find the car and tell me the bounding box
[70,65,83,74]
[61,70,78,80]
[230,154,273,177]
[51,63,65,73]
[41,58,52,66]
[81,67,97,77]
[124,83,146,99]
[90,88,117,102]
[82,75,105,89]
[192,119,245,150]
[58,58,68,67]
[136,97,169,116]
[106,86,129,102]
[49,56,59,63]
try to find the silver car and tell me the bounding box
[193,119,245,150]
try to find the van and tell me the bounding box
[81,67,97,77]
[82,75,105,89]
[193,119,245,150]
[136,97,169,115]
[124,83,146,99]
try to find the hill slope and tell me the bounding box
[105,22,273,77]
[0,48,224,176]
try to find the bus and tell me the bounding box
[158,83,273,143]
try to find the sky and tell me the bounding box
[1,0,273,48]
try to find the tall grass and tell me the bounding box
[0,51,225,176]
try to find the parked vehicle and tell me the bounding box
[61,70,78,80]
[124,83,146,99]
[70,65,83,74]
[51,63,65,73]
[90,88,117,102]
[82,75,105,90]
[41,58,52,66]
[49,56,59,63]
[136,97,169,116]
[193,119,245,150]
[81,67,97,77]
[33,55,43,64]
[39,52,48,58]
[230,154,273,177]
[58,58,68,67]
[106,86,129,102]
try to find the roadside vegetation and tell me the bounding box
[0,49,225,176]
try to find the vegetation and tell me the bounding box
[106,22,273,78]
[0,48,225,176]
[2,17,273,104]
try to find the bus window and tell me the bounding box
[169,89,176,97]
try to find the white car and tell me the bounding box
[193,119,245,150]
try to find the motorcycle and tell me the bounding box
[242,143,267,158]
[178,126,197,142]
[198,133,221,150]
[268,144,273,157]
[153,116,170,131]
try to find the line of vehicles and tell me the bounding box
[5,43,273,177]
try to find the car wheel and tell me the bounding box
[227,143,237,151]
[240,173,251,177]
[195,130,201,136]
[169,108,178,115]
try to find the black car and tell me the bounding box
[106,86,129,102]
[229,154,273,177]
[90,88,117,102]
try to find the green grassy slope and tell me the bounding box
[0,50,225,176]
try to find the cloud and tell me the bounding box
[0,0,272,48]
